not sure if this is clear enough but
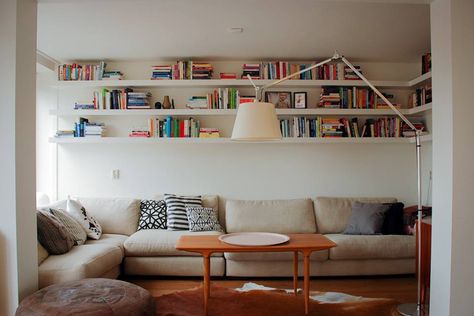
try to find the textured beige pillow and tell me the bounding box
[48,208,87,245]
[37,242,49,265]
[37,210,75,255]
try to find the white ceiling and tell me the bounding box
[37,0,430,62]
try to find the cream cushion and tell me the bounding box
[325,234,416,260]
[38,244,123,288]
[313,197,397,234]
[85,234,128,255]
[37,242,49,265]
[124,229,223,257]
[225,199,316,234]
[224,250,328,262]
[76,197,140,236]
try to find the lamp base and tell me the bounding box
[397,303,428,316]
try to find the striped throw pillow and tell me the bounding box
[164,194,202,230]
[48,208,87,245]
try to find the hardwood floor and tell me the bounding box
[125,276,417,303]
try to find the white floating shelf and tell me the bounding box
[403,103,432,115]
[49,104,432,117]
[49,136,431,144]
[408,71,431,86]
[52,74,430,89]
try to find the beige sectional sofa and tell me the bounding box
[37,196,415,288]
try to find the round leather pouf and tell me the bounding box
[16,278,155,316]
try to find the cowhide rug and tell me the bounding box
[155,282,399,316]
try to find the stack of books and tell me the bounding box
[129,129,150,137]
[186,96,208,109]
[319,87,341,108]
[72,118,105,137]
[151,65,173,80]
[54,130,75,138]
[241,64,261,79]
[192,63,213,79]
[402,121,426,137]
[220,73,237,79]
[127,92,152,109]
[58,61,108,81]
[199,128,220,138]
[343,66,362,80]
[84,123,106,137]
[321,118,344,137]
[74,102,95,110]
[375,93,401,109]
[408,85,432,107]
[148,117,201,138]
[102,71,124,80]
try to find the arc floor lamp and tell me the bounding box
[231,52,425,316]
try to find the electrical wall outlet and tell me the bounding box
[112,169,120,180]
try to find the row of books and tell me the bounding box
[151,61,213,80]
[279,117,425,138]
[54,118,105,138]
[129,117,222,138]
[319,87,400,109]
[58,61,124,81]
[74,89,152,110]
[240,62,363,80]
[408,85,432,107]
[186,89,254,109]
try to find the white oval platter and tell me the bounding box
[218,232,290,246]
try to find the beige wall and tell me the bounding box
[430,0,474,315]
[0,0,38,315]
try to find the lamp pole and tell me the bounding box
[244,52,424,315]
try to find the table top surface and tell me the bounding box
[176,233,336,253]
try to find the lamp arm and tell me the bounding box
[340,57,419,131]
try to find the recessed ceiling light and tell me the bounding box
[227,27,244,33]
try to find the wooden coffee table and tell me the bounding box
[176,233,336,315]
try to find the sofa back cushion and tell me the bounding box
[313,197,397,234]
[76,198,141,236]
[225,199,316,234]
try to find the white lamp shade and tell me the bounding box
[231,102,282,141]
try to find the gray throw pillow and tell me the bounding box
[186,206,223,232]
[344,202,390,235]
[37,210,75,255]
[48,208,87,245]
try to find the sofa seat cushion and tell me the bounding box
[325,234,415,260]
[225,199,316,234]
[85,234,128,255]
[313,197,398,234]
[38,244,123,288]
[224,250,328,262]
[124,229,223,257]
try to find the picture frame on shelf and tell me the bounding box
[265,91,292,108]
[293,92,307,109]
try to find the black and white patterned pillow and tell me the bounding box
[186,206,223,232]
[164,194,202,230]
[138,200,167,230]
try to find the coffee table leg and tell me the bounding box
[203,254,211,315]
[293,251,298,296]
[303,251,311,315]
